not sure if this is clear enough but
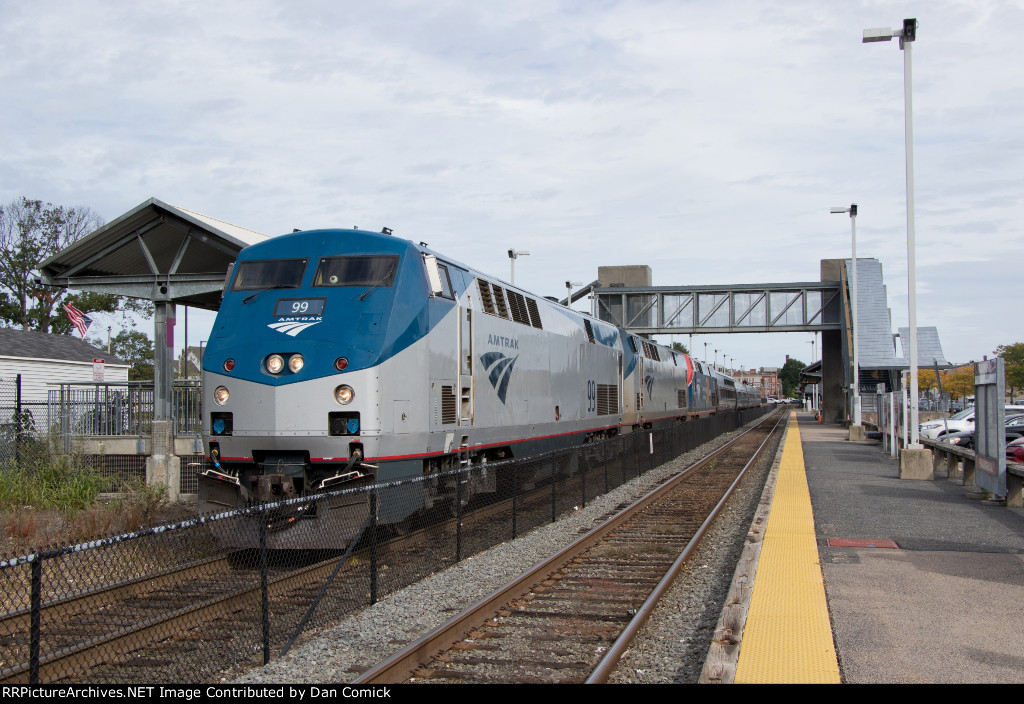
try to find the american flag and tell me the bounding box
[63,303,92,338]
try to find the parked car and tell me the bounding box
[940,414,1024,450]
[1008,437,1024,464]
[921,406,1024,439]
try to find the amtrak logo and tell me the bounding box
[268,317,321,337]
[481,351,518,404]
[644,374,655,398]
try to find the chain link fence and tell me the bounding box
[0,376,49,472]
[0,405,769,684]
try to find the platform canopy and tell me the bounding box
[39,197,269,310]
[38,198,271,421]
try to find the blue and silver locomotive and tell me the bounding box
[198,228,761,543]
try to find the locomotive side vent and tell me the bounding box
[493,286,510,319]
[583,319,595,344]
[506,290,530,325]
[677,389,687,409]
[597,384,618,415]
[478,279,496,315]
[441,386,458,425]
[525,297,543,329]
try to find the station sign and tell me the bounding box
[974,358,1005,497]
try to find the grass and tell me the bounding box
[0,448,170,553]
[0,454,116,513]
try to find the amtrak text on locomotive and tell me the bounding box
[487,334,519,349]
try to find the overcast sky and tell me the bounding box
[2,0,1021,371]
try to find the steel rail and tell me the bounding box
[585,410,787,682]
[0,555,230,639]
[0,546,361,684]
[352,410,783,685]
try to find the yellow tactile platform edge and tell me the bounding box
[734,413,841,684]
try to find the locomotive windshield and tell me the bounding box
[313,255,399,287]
[232,258,308,291]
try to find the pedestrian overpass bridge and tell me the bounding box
[565,259,947,426]
[588,281,842,335]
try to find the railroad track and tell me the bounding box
[352,409,786,684]
[0,411,775,684]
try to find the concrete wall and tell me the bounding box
[598,265,653,287]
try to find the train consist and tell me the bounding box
[198,228,761,544]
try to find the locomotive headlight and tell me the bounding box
[214,386,230,405]
[334,385,355,405]
[266,354,284,374]
[288,354,304,373]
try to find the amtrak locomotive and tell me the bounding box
[198,228,761,542]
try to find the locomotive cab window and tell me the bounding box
[434,263,454,299]
[423,254,454,299]
[232,258,308,291]
[313,255,399,287]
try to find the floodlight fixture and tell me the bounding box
[565,280,583,308]
[508,249,530,284]
[863,27,896,42]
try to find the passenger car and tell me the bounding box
[940,414,1024,450]
[1008,437,1024,464]
[920,406,1024,439]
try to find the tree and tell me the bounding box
[779,357,806,397]
[671,341,689,354]
[917,368,938,394]
[110,329,155,380]
[918,365,973,401]
[995,343,1024,397]
[942,365,974,402]
[0,197,150,333]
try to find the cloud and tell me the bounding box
[1,0,1021,367]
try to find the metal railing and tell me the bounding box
[46,381,202,439]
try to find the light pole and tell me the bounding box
[565,281,582,309]
[714,349,719,370]
[832,204,861,428]
[807,339,817,410]
[508,249,530,285]
[704,342,708,363]
[864,18,921,447]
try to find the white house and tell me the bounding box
[0,328,130,409]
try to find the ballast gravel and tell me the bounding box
[235,414,782,685]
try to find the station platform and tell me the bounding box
[714,411,1024,684]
